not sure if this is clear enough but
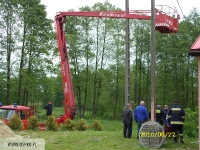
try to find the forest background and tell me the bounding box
[0,0,200,119]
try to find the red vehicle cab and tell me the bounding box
[0,103,35,130]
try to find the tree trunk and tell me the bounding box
[74,47,81,117]
[135,42,139,105]
[6,9,12,105]
[17,24,26,105]
[92,19,100,115]
[96,22,107,116]
[82,23,90,118]
[113,69,119,119]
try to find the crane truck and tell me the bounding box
[0,5,179,130]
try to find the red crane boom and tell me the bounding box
[55,5,180,124]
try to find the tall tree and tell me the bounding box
[0,0,18,104]
[0,0,55,105]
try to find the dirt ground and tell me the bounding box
[0,120,22,139]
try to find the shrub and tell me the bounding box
[27,116,39,130]
[61,118,75,131]
[92,120,103,131]
[8,113,23,131]
[46,115,58,131]
[76,118,88,131]
[184,107,198,138]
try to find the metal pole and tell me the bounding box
[125,0,130,104]
[198,57,200,149]
[151,0,156,121]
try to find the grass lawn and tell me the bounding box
[15,119,198,150]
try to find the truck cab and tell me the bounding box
[0,104,35,130]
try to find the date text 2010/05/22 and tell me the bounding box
[140,132,175,138]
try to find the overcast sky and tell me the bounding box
[40,0,198,20]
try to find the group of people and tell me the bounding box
[44,99,185,144]
[122,100,185,144]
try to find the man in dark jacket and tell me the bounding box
[149,104,165,125]
[168,100,185,144]
[122,103,133,138]
[163,105,169,115]
[163,105,169,120]
[44,100,53,116]
[155,104,165,125]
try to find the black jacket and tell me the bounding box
[163,109,169,120]
[168,104,185,125]
[155,107,165,125]
[44,104,53,116]
[122,108,133,125]
[149,107,165,125]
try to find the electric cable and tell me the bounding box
[176,0,184,18]
[176,0,195,33]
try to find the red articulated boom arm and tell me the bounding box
[55,5,180,124]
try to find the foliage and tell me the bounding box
[8,114,23,131]
[27,116,40,130]
[75,118,89,131]
[92,120,103,131]
[184,107,198,138]
[0,0,55,106]
[46,115,58,131]
[61,118,75,131]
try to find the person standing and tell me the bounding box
[128,101,134,137]
[168,100,185,143]
[148,104,165,125]
[122,103,133,138]
[163,105,169,120]
[44,100,53,116]
[134,101,148,139]
[163,104,172,134]
[163,105,169,114]
[130,101,135,109]
[155,104,165,125]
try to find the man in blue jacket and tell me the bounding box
[134,101,148,139]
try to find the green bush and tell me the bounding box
[92,120,103,131]
[76,118,88,131]
[8,114,23,131]
[61,118,75,131]
[184,107,198,138]
[27,116,39,130]
[46,115,58,131]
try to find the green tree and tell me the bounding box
[15,0,55,105]
[0,0,18,104]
